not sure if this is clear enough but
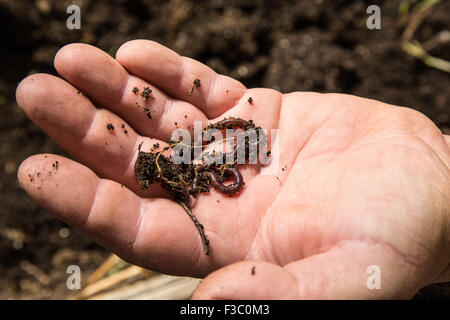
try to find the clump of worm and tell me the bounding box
[134,117,269,255]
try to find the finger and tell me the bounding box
[15,73,166,197]
[116,40,246,118]
[192,261,298,299]
[18,154,214,275]
[282,242,428,299]
[194,243,426,299]
[54,43,208,140]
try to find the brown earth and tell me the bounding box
[0,0,448,299]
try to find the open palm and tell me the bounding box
[16,40,450,299]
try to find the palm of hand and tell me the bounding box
[16,40,449,299]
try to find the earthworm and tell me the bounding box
[189,117,249,195]
[205,167,243,194]
[204,117,251,131]
[206,117,264,160]
[135,117,265,256]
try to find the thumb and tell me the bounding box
[192,261,299,299]
[193,243,423,299]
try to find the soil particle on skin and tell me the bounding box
[144,108,152,119]
[251,266,256,275]
[52,161,59,170]
[141,87,152,99]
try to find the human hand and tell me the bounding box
[16,40,450,299]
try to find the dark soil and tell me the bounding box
[0,0,448,299]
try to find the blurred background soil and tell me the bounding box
[0,0,448,299]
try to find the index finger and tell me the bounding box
[116,40,247,118]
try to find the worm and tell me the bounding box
[204,167,243,194]
[188,117,249,195]
[204,117,251,131]
[193,165,243,195]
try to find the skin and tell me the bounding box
[15,40,450,299]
